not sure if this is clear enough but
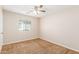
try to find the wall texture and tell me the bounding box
[0,6,3,52]
[3,10,39,45]
[40,7,79,51]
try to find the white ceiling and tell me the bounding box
[3,5,78,17]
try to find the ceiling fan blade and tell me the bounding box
[40,10,46,12]
[26,5,46,16]
[34,6,38,11]
[40,5,43,8]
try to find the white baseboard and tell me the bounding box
[3,37,79,52]
[3,37,39,45]
[40,37,79,52]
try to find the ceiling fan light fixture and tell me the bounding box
[26,5,46,17]
[33,10,37,15]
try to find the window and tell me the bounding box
[18,20,31,31]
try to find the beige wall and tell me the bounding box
[3,10,39,44]
[0,6,3,52]
[40,7,79,51]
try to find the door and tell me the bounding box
[0,6,3,52]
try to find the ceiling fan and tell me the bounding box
[27,5,46,15]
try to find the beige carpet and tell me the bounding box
[1,38,79,54]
